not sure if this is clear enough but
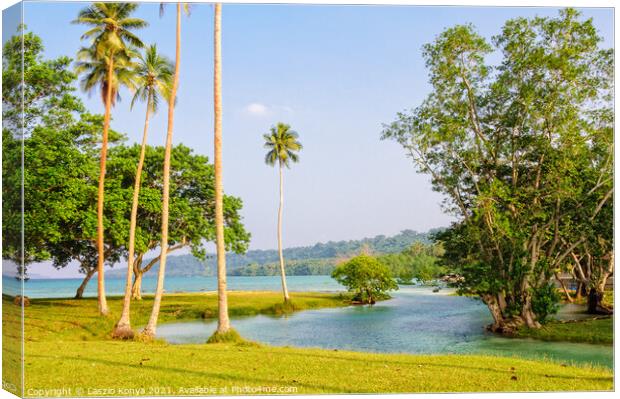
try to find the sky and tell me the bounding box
[2,2,614,277]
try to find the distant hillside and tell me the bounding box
[107,229,441,277]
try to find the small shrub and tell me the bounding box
[206,328,244,344]
[332,255,398,304]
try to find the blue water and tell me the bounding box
[156,286,613,369]
[2,275,342,299]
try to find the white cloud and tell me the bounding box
[245,102,269,116]
[243,103,294,117]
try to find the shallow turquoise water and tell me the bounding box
[156,286,613,369]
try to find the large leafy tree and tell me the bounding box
[263,122,303,302]
[2,29,102,275]
[74,2,147,316]
[383,9,613,331]
[105,144,250,304]
[113,44,173,339]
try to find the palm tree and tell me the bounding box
[212,2,231,334]
[263,123,303,302]
[74,2,146,315]
[142,3,188,338]
[113,45,173,339]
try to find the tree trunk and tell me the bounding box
[587,286,613,315]
[576,281,587,301]
[113,97,153,339]
[142,4,181,338]
[96,55,114,316]
[75,268,96,299]
[482,293,529,334]
[213,2,231,334]
[277,162,290,302]
[132,271,143,300]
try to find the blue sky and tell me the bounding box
[2,2,614,277]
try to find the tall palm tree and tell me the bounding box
[113,45,173,339]
[142,3,188,338]
[263,123,303,302]
[74,2,146,315]
[212,2,231,334]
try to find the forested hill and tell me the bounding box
[107,229,440,277]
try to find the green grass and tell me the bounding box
[2,292,614,396]
[515,317,613,345]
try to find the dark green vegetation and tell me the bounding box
[332,255,399,304]
[383,9,613,332]
[230,258,336,276]
[105,229,439,278]
[1,294,612,395]
[378,242,445,285]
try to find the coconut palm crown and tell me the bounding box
[74,46,138,106]
[263,123,303,168]
[73,3,147,58]
[130,44,174,112]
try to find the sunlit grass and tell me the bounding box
[515,317,613,345]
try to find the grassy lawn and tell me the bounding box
[2,292,614,396]
[515,317,613,345]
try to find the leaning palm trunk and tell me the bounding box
[113,97,153,339]
[142,4,181,337]
[277,162,290,301]
[96,56,115,316]
[214,2,231,334]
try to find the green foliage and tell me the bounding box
[332,255,398,304]
[231,258,336,276]
[382,9,613,327]
[105,144,251,261]
[2,27,83,135]
[378,242,445,285]
[531,283,561,324]
[1,29,111,267]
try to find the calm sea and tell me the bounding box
[2,274,342,299]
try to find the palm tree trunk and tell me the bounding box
[113,97,152,339]
[96,56,114,316]
[214,2,231,333]
[142,4,181,337]
[277,162,290,302]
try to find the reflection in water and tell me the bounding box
[157,286,613,369]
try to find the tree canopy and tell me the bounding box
[382,9,613,330]
[332,254,398,304]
